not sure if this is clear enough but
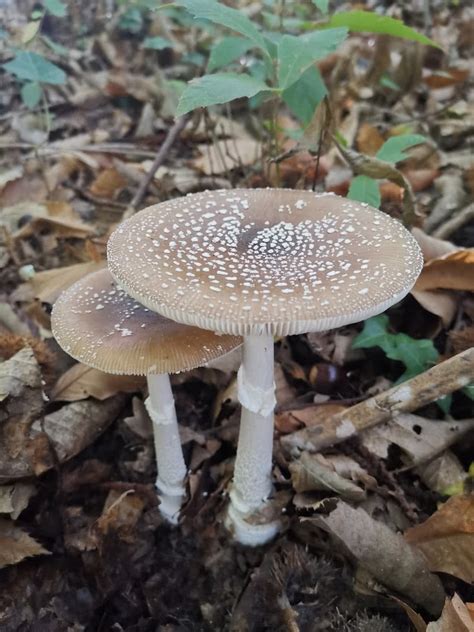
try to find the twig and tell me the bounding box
[122,115,189,220]
[0,142,159,158]
[281,348,474,453]
[432,202,474,240]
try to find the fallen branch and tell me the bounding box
[281,348,474,453]
[122,115,189,221]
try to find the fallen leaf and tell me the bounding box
[89,168,127,199]
[356,123,385,156]
[0,348,44,480]
[312,501,445,615]
[412,228,459,261]
[29,261,105,304]
[289,452,366,501]
[424,68,470,88]
[426,594,474,632]
[361,414,474,465]
[277,404,347,438]
[405,495,474,583]
[411,289,458,327]
[449,326,474,354]
[0,345,41,401]
[193,138,260,175]
[417,451,467,495]
[405,169,439,192]
[0,518,49,569]
[0,483,36,519]
[12,201,94,240]
[415,250,474,292]
[94,489,145,543]
[50,363,144,402]
[0,395,126,481]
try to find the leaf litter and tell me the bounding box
[0,0,473,629]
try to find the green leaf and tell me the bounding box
[462,384,474,400]
[387,335,438,382]
[143,36,172,49]
[21,20,41,44]
[277,28,347,90]
[348,175,381,208]
[375,134,427,163]
[176,0,270,56]
[21,81,42,108]
[118,7,144,33]
[436,394,452,415]
[324,11,441,48]
[208,36,253,72]
[176,72,270,116]
[380,75,400,91]
[41,34,69,56]
[43,0,67,17]
[312,0,329,14]
[353,316,439,383]
[352,315,394,352]
[3,51,66,85]
[282,66,327,125]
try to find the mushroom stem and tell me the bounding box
[145,373,187,524]
[227,333,280,546]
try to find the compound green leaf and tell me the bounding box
[375,134,427,163]
[208,36,253,72]
[3,51,66,85]
[277,27,347,90]
[325,11,441,48]
[21,81,42,108]
[44,0,67,17]
[176,0,270,55]
[347,175,381,208]
[176,72,270,116]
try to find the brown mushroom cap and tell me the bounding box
[108,189,423,336]
[51,268,241,375]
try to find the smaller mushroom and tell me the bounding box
[51,268,241,523]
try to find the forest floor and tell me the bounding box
[0,1,473,631]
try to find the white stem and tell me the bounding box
[226,334,280,546]
[145,373,187,524]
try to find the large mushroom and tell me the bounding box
[51,268,241,523]
[107,189,423,545]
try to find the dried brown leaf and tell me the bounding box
[89,168,127,199]
[415,250,474,292]
[29,261,105,304]
[0,395,126,481]
[313,501,445,615]
[404,495,474,583]
[51,363,144,402]
[412,226,458,262]
[193,138,260,175]
[356,123,385,156]
[426,594,474,632]
[361,414,474,465]
[0,518,49,569]
[0,483,36,519]
[411,289,458,327]
[94,489,145,543]
[289,452,366,501]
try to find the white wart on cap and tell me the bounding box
[51,268,241,375]
[107,189,423,336]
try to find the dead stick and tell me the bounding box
[281,348,474,452]
[122,115,189,220]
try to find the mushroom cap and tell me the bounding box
[51,268,241,375]
[108,189,423,336]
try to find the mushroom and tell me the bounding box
[51,268,241,524]
[107,189,423,545]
